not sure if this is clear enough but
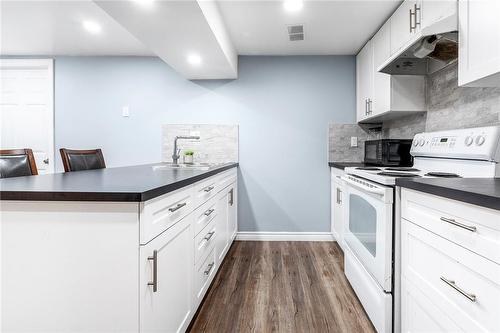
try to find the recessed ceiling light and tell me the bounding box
[133,0,155,8]
[187,54,202,66]
[283,0,303,12]
[82,20,102,34]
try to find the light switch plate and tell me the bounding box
[350,137,358,147]
[122,106,130,117]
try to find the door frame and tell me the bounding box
[0,58,55,173]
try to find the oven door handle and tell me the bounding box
[341,176,386,196]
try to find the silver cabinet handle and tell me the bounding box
[147,250,158,292]
[365,99,368,115]
[229,188,234,206]
[440,217,477,232]
[336,188,342,204]
[203,231,215,241]
[204,262,215,275]
[414,4,421,29]
[168,202,186,213]
[440,276,476,302]
[204,208,215,216]
[203,186,214,192]
[409,8,413,32]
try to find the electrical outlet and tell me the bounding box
[122,106,130,117]
[350,137,358,147]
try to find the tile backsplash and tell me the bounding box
[162,124,238,164]
[329,63,500,162]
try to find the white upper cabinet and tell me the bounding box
[373,21,393,115]
[357,20,426,123]
[356,40,374,122]
[420,0,457,28]
[458,0,500,87]
[390,0,419,55]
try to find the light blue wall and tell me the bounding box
[55,56,355,232]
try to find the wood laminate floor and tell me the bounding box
[188,241,376,333]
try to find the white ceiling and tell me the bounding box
[0,0,402,78]
[95,0,238,79]
[218,0,402,55]
[0,1,152,56]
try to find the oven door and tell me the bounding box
[341,175,393,292]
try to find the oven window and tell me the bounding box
[349,194,377,256]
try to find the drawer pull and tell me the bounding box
[203,186,214,193]
[147,250,158,292]
[204,262,215,275]
[203,231,215,241]
[204,208,215,216]
[440,217,477,232]
[168,202,186,213]
[440,276,476,302]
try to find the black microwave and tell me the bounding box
[364,139,413,166]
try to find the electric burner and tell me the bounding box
[425,172,461,178]
[377,172,421,177]
[385,167,420,172]
[356,167,382,171]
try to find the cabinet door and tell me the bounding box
[421,0,456,28]
[356,40,373,122]
[372,21,391,116]
[458,0,500,87]
[332,180,344,248]
[227,184,237,242]
[140,216,194,333]
[215,191,229,263]
[390,0,417,55]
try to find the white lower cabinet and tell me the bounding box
[0,167,238,333]
[216,188,230,262]
[330,167,345,248]
[140,214,194,333]
[194,248,217,306]
[227,184,238,242]
[401,188,500,332]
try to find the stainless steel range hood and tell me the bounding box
[378,11,458,75]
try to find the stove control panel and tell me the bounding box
[411,126,500,161]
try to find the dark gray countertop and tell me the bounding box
[329,161,368,170]
[396,177,500,211]
[0,162,238,202]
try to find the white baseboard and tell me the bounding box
[235,231,335,241]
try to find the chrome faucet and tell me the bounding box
[172,135,200,164]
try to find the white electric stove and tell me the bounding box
[340,125,500,333]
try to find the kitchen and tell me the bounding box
[1,0,499,332]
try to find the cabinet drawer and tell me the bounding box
[218,168,237,190]
[401,188,500,264]
[193,196,218,236]
[140,186,193,244]
[194,218,217,265]
[194,248,216,305]
[193,176,219,209]
[402,219,500,332]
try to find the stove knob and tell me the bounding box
[413,140,419,147]
[419,139,425,146]
[465,136,474,146]
[475,135,485,146]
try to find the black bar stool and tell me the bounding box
[59,148,106,172]
[0,149,38,178]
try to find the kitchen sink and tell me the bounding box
[152,162,217,171]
